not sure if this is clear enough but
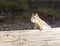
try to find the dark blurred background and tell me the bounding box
[0,0,60,30]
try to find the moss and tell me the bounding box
[38,7,47,13]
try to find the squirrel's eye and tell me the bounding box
[34,16,35,19]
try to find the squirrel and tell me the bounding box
[31,13,51,31]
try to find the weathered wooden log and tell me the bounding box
[0,28,60,46]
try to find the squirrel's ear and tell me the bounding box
[32,13,35,16]
[35,13,38,16]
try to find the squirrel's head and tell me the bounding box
[31,13,40,24]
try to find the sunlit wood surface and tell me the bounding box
[0,28,60,46]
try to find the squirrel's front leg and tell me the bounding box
[34,24,38,29]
